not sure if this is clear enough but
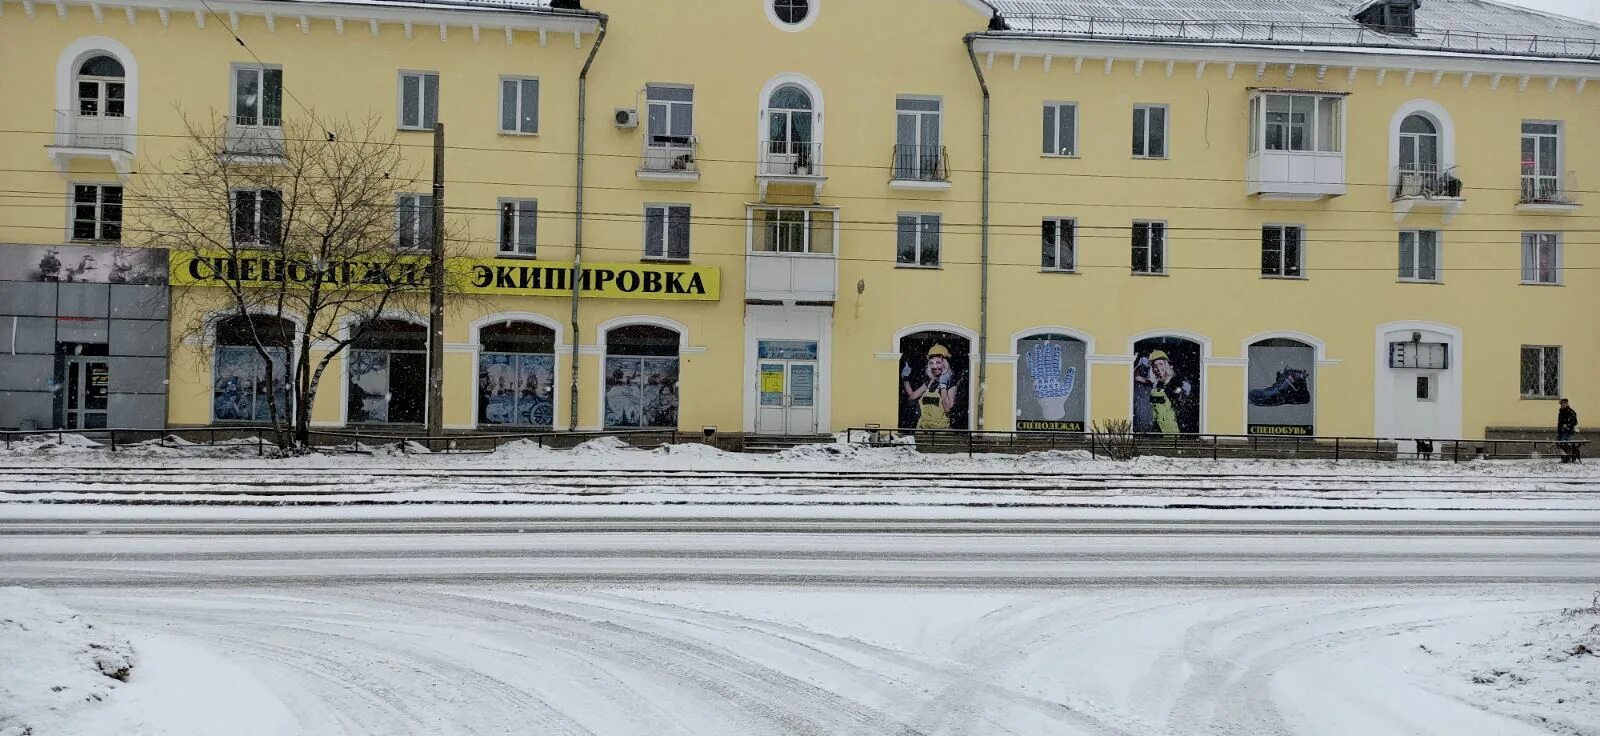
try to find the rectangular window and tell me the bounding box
[1131,220,1166,274]
[647,84,694,145]
[644,204,691,260]
[499,77,539,134]
[1520,121,1562,202]
[396,193,435,251]
[1259,93,1341,153]
[1398,230,1440,282]
[1042,102,1077,157]
[753,208,834,254]
[1521,232,1561,284]
[498,199,537,256]
[231,189,283,248]
[233,65,283,127]
[1041,218,1075,271]
[70,184,122,242]
[1520,345,1561,399]
[1132,104,1167,158]
[1261,225,1304,278]
[896,213,941,267]
[398,71,440,130]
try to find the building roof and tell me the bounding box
[986,0,1600,60]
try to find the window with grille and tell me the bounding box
[1261,225,1304,277]
[644,204,691,260]
[1132,104,1167,158]
[399,71,440,130]
[396,193,435,251]
[1521,232,1560,284]
[896,213,941,267]
[499,77,538,134]
[1131,221,1165,274]
[772,0,810,24]
[232,189,283,248]
[1042,102,1077,156]
[1520,345,1560,399]
[498,199,537,256]
[1041,218,1075,272]
[71,184,122,242]
[1398,230,1439,281]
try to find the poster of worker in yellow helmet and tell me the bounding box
[1132,337,1200,434]
[899,331,970,430]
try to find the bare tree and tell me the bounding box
[135,112,465,450]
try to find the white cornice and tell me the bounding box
[972,36,1600,80]
[2,0,600,34]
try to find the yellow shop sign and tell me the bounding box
[170,253,719,301]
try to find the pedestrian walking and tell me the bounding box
[1557,398,1580,463]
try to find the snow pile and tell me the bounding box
[1450,595,1600,734]
[0,587,135,736]
[567,436,637,458]
[652,442,730,460]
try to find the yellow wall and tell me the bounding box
[1,0,1593,436]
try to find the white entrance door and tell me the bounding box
[1380,331,1459,453]
[755,359,818,435]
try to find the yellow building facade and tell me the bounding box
[0,0,1594,440]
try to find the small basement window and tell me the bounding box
[1354,0,1419,35]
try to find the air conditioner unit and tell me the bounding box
[614,108,639,128]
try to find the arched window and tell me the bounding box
[1016,333,1086,432]
[213,315,294,423]
[477,321,556,428]
[1246,338,1316,436]
[75,55,125,119]
[1132,337,1202,434]
[897,330,971,431]
[347,319,427,424]
[1399,114,1439,175]
[604,325,680,429]
[766,85,815,170]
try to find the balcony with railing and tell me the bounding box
[889,144,951,190]
[757,139,824,200]
[45,110,133,175]
[223,115,286,162]
[1517,170,1579,211]
[637,135,699,181]
[1392,165,1465,218]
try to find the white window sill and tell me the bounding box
[498,130,539,137]
[1519,280,1564,287]
[1398,278,1443,285]
[1131,270,1169,277]
[896,264,942,270]
[1261,274,1308,280]
[496,252,540,260]
[642,256,691,264]
[1041,153,1080,159]
[397,126,436,133]
[1132,155,1169,160]
[1520,395,1562,401]
[1040,268,1079,274]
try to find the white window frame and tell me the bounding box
[643,203,691,261]
[230,63,283,129]
[497,198,537,257]
[1520,120,1563,201]
[1398,230,1441,282]
[69,182,122,243]
[1520,345,1561,399]
[396,193,434,251]
[1261,224,1305,278]
[646,84,694,145]
[765,0,818,31]
[230,188,283,249]
[499,76,538,135]
[750,206,835,255]
[895,212,941,268]
[1131,220,1166,274]
[1253,93,1343,154]
[1132,103,1168,159]
[1041,217,1076,272]
[397,70,440,131]
[1042,101,1077,157]
[1520,231,1562,285]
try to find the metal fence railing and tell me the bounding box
[1393,165,1462,201]
[846,427,1588,462]
[891,144,950,183]
[0,427,697,455]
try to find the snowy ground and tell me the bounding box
[3,436,1598,735]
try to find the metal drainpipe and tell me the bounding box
[964,35,991,431]
[569,14,608,431]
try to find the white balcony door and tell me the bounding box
[1398,114,1438,175]
[1521,123,1560,200]
[765,85,814,174]
[895,98,940,179]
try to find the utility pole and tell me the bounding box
[427,122,446,439]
